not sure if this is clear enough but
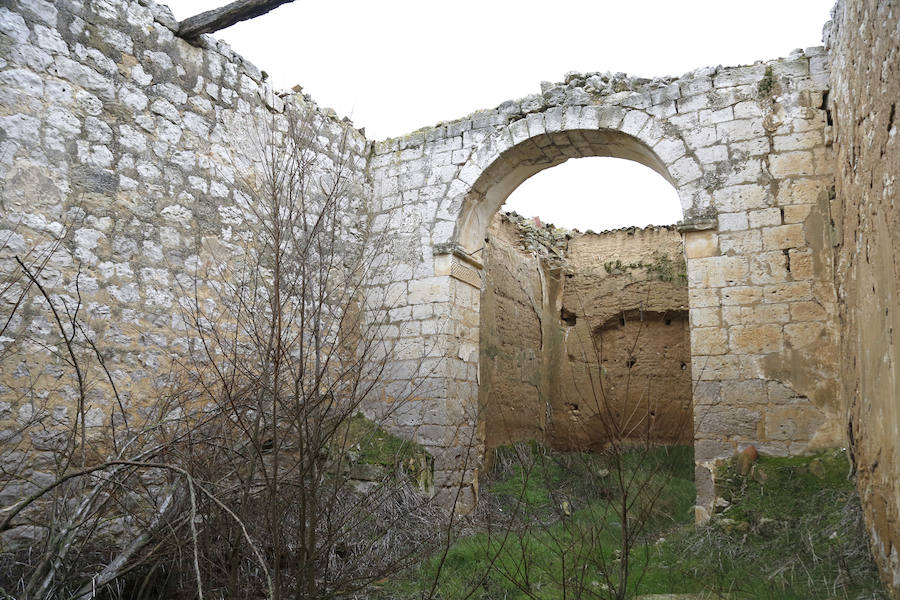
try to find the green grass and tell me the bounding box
[382,443,696,600]
[641,448,886,599]
[379,445,886,600]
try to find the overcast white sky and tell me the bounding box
[169,1,835,231]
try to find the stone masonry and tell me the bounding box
[0,0,868,524]
[0,0,370,523]
[366,48,842,512]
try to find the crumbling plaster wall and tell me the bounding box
[0,0,369,502]
[827,0,900,593]
[479,214,691,453]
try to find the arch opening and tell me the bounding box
[500,157,683,232]
[469,133,693,459]
[455,129,684,256]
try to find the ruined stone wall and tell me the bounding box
[0,0,853,518]
[479,214,691,452]
[558,224,691,450]
[0,0,369,505]
[366,51,842,510]
[827,0,900,592]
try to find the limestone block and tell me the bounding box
[0,68,45,99]
[730,138,771,157]
[688,287,719,308]
[773,131,824,152]
[748,208,782,229]
[677,93,709,113]
[721,379,766,404]
[750,251,791,284]
[766,381,807,404]
[719,230,762,255]
[687,256,748,288]
[712,184,770,212]
[669,156,702,184]
[683,231,718,258]
[682,124,718,148]
[765,405,825,442]
[694,439,732,463]
[654,137,687,163]
[415,425,457,446]
[789,301,828,322]
[784,321,826,348]
[729,324,783,354]
[525,113,546,138]
[769,151,815,178]
[718,212,749,232]
[691,307,720,327]
[691,327,728,355]
[695,144,729,163]
[721,306,742,326]
[734,303,790,325]
[621,110,649,136]
[700,106,735,124]
[762,223,805,250]
[720,285,762,306]
[775,178,829,206]
[782,204,813,223]
[697,404,761,438]
[716,118,765,142]
[692,355,742,381]
[733,101,765,119]
[722,160,763,186]
[787,249,814,279]
[763,281,811,303]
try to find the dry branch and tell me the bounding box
[178,0,297,39]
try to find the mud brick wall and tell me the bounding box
[827,0,900,593]
[479,214,691,452]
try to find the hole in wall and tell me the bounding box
[560,307,577,326]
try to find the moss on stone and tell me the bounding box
[757,65,776,98]
[333,414,433,491]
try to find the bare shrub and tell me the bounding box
[0,104,456,600]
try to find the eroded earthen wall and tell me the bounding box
[828,0,900,592]
[479,214,691,452]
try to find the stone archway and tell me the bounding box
[453,125,687,255]
[367,52,842,513]
[437,120,694,504]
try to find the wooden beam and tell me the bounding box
[178,0,297,39]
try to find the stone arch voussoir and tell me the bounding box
[449,107,698,254]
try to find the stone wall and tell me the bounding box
[365,50,843,510]
[0,0,369,505]
[827,0,900,593]
[0,0,856,517]
[479,213,691,453]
